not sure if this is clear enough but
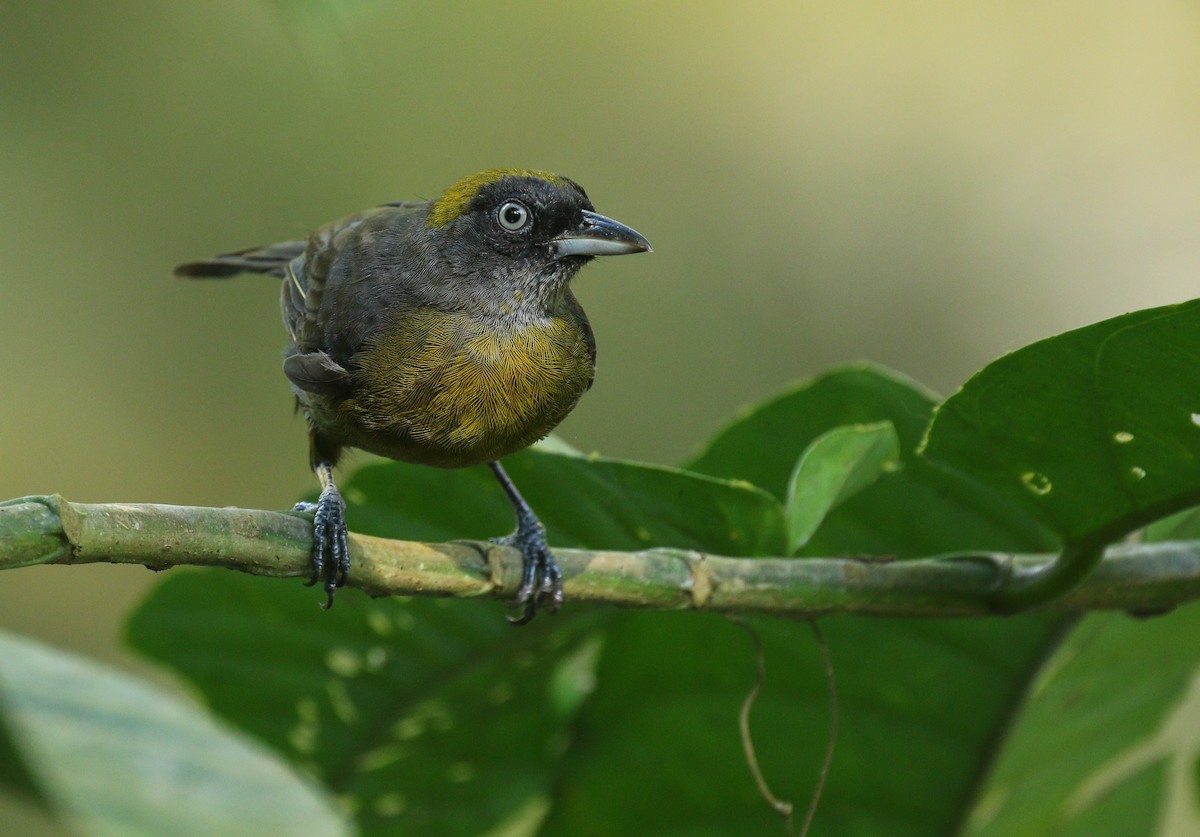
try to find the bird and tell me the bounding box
[175,168,651,623]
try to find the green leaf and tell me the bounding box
[921,299,1200,546]
[963,603,1200,837]
[0,630,346,837]
[687,363,1055,555]
[785,421,900,553]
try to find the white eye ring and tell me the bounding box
[497,200,531,232]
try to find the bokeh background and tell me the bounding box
[2,0,1198,704]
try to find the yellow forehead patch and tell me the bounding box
[426,168,565,228]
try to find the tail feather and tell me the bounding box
[174,240,307,279]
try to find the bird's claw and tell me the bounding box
[295,485,348,609]
[492,520,563,626]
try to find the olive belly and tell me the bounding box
[334,311,594,468]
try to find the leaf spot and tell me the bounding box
[288,700,320,754]
[373,792,408,817]
[1021,471,1053,496]
[488,681,516,705]
[392,700,454,740]
[325,678,359,724]
[325,647,362,677]
[366,610,393,637]
[447,761,476,783]
[365,646,388,672]
[295,697,319,723]
[356,744,409,773]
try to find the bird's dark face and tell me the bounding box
[426,169,650,301]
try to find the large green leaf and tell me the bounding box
[921,299,1200,546]
[686,363,1055,556]
[963,602,1200,837]
[0,630,346,837]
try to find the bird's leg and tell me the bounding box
[295,462,349,609]
[489,461,563,625]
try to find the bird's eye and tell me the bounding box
[497,200,531,232]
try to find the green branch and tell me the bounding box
[2,495,1198,617]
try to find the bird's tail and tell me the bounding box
[173,240,307,279]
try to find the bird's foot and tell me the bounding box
[492,515,563,626]
[295,481,348,609]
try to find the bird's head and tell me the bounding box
[425,169,650,303]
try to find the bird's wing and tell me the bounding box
[283,202,428,355]
[282,350,352,396]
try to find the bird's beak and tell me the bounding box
[550,210,652,258]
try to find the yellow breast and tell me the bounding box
[344,308,593,467]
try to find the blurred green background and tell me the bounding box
[2,1,1198,672]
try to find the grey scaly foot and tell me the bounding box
[296,463,349,609]
[493,515,564,625]
[489,461,563,625]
